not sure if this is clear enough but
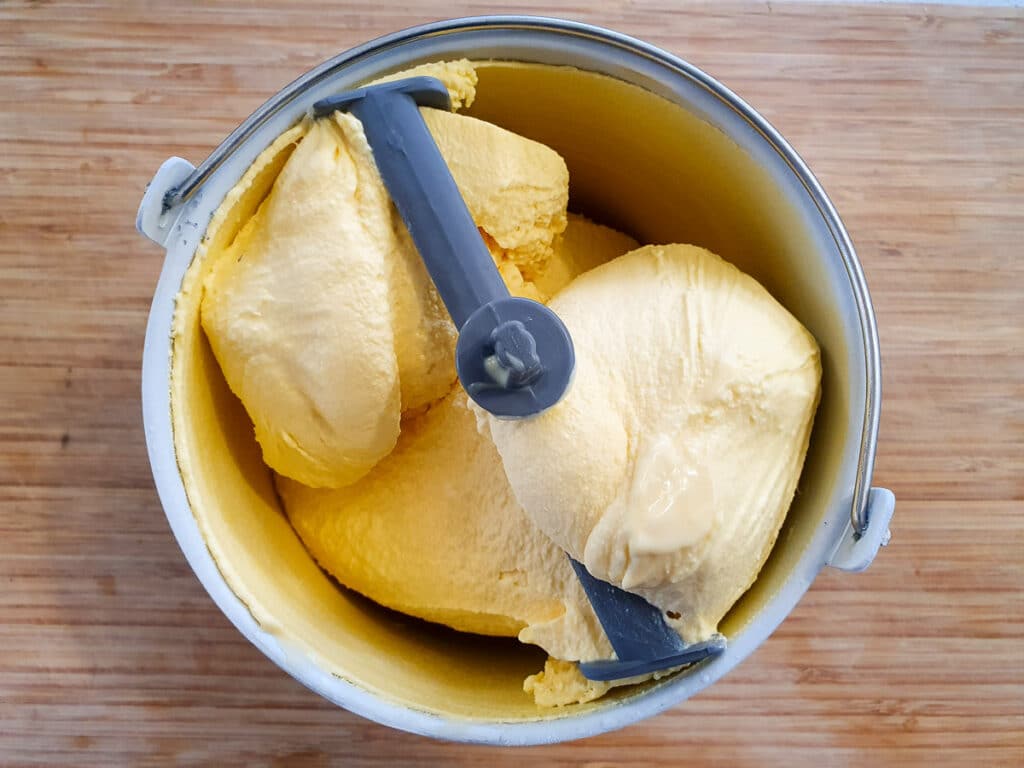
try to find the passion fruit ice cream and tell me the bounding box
[195,60,821,706]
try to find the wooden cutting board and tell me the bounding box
[1,1,1021,765]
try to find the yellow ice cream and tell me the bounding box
[534,214,639,299]
[277,391,611,659]
[482,244,821,643]
[276,214,640,707]
[201,62,568,488]
[195,59,821,708]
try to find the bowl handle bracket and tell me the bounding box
[826,487,895,572]
[136,157,197,248]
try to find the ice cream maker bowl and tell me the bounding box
[136,16,895,745]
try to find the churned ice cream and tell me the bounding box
[195,59,821,706]
[201,61,567,488]
[480,244,821,645]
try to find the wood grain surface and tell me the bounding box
[1,1,1022,765]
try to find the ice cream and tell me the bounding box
[534,213,640,300]
[195,58,821,707]
[201,61,568,488]
[481,244,821,643]
[276,213,642,707]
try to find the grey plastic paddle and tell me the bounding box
[313,77,572,418]
[569,560,727,680]
[312,76,726,680]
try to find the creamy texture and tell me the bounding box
[622,434,716,554]
[276,213,640,706]
[482,244,821,643]
[201,62,568,488]
[534,214,639,299]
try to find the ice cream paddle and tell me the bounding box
[314,77,572,419]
